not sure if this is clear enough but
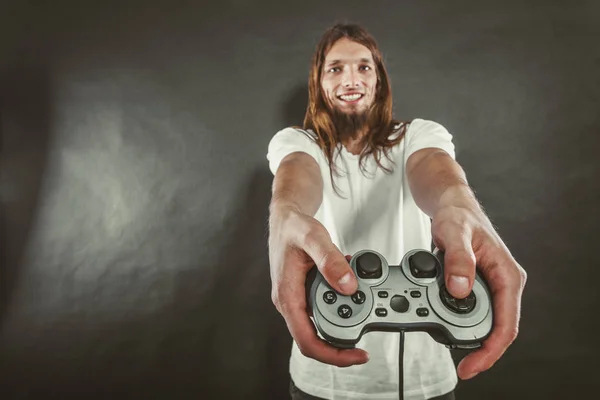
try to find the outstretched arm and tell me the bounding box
[406,148,527,380]
[268,152,369,367]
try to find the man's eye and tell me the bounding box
[327,66,370,73]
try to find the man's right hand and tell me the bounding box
[268,205,370,367]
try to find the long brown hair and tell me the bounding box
[293,22,411,197]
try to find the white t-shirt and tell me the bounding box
[266,118,458,400]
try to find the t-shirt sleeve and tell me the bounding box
[266,127,321,175]
[405,118,456,160]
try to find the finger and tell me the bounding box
[457,262,523,379]
[345,255,352,262]
[436,226,476,299]
[280,266,369,367]
[302,234,357,295]
[286,304,370,367]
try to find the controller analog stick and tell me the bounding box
[409,251,438,279]
[440,285,476,314]
[356,252,382,279]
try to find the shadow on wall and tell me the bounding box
[281,81,309,129]
[196,80,313,398]
[197,164,290,399]
[0,63,54,328]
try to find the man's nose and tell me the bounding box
[342,69,360,87]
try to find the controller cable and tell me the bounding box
[399,330,405,400]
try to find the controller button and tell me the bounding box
[440,285,476,314]
[351,291,366,304]
[337,305,353,319]
[416,307,429,317]
[375,308,388,317]
[356,252,383,279]
[378,291,389,298]
[323,291,337,304]
[409,252,438,279]
[410,290,421,298]
[390,295,410,313]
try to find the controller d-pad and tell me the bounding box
[440,285,476,314]
[338,305,353,318]
[323,291,337,304]
[351,291,366,304]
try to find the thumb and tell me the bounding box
[436,233,476,299]
[303,240,357,296]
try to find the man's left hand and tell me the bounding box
[431,196,527,380]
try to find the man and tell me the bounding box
[266,23,526,400]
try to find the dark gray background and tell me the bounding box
[1,0,598,399]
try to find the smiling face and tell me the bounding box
[303,24,396,162]
[321,37,378,116]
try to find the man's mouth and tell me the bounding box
[337,93,364,102]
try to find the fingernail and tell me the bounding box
[338,272,354,291]
[463,371,479,380]
[449,275,469,296]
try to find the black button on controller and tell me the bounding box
[338,305,352,319]
[409,251,438,279]
[323,291,337,304]
[356,252,382,279]
[410,290,421,298]
[440,285,476,314]
[378,291,389,298]
[351,291,366,304]
[417,307,429,317]
[390,295,410,313]
[375,308,387,317]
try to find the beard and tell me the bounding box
[329,103,370,142]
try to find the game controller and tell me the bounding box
[306,248,493,349]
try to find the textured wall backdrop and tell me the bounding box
[1,1,599,399]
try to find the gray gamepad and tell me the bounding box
[306,248,493,350]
